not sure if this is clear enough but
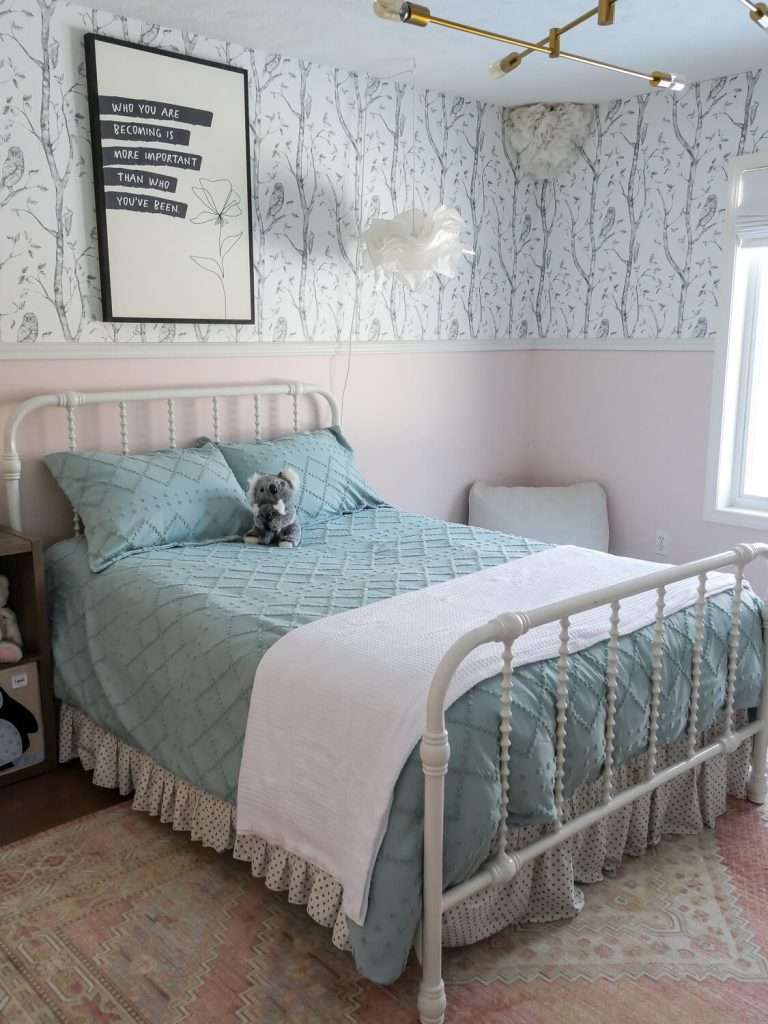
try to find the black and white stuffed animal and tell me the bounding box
[0,686,38,771]
[244,468,302,548]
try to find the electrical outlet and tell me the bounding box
[655,529,670,558]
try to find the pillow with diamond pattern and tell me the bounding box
[217,427,384,521]
[45,442,252,572]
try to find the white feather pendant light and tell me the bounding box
[505,103,594,179]
[361,67,470,290]
[363,206,467,290]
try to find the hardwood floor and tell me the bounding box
[1,760,128,847]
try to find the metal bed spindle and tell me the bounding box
[212,396,221,443]
[725,564,744,738]
[66,401,81,536]
[292,385,300,434]
[688,572,708,756]
[254,394,262,440]
[167,399,177,448]
[554,616,570,826]
[603,599,620,803]
[497,640,514,856]
[119,401,129,455]
[647,585,666,779]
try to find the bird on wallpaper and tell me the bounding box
[597,318,610,338]
[698,194,717,231]
[1,146,24,190]
[272,317,288,342]
[450,96,465,118]
[267,182,284,222]
[693,316,709,337]
[598,207,616,245]
[16,312,38,344]
[520,213,531,244]
[158,323,176,344]
[447,318,459,340]
[367,318,381,342]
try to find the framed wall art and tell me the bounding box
[84,34,254,324]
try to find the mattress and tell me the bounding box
[46,507,765,983]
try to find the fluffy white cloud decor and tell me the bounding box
[505,103,594,179]
[362,205,470,290]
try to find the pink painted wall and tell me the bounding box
[5,348,764,595]
[0,350,531,545]
[525,350,768,593]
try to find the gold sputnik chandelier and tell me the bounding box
[373,0,687,92]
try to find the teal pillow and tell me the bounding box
[217,427,384,521]
[45,442,252,572]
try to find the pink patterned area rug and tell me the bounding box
[2,800,768,1023]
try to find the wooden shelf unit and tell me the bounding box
[0,527,56,786]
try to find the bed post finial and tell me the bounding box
[2,448,22,532]
[419,722,449,1024]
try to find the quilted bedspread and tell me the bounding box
[46,507,765,984]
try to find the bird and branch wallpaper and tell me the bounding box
[0,0,766,348]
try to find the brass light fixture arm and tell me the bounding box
[400,4,672,87]
[498,3,613,76]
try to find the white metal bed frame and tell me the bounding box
[3,381,768,1024]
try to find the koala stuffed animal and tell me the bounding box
[245,468,302,548]
[0,575,23,664]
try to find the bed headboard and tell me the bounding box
[2,381,339,536]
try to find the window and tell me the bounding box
[706,156,768,529]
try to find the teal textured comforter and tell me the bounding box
[46,508,764,984]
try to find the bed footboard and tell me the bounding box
[417,543,768,1024]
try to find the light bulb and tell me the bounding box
[373,0,402,21]
[751,2,768,28]
[488,53,522,78]
[650,72,687,92]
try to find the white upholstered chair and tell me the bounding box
[468,481,609,552]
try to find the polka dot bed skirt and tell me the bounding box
[59,703,754,952]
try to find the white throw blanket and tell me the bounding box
[236,545,737,925]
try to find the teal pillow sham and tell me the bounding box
[217,427,384,521]
[45,442,252,572]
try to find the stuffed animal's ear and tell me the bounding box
[279,468,301,490]
[246,473,262,504]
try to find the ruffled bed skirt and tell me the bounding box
[59,703,755,954]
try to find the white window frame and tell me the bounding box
[705,153,768,530]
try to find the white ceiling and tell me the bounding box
[91,1,767,104]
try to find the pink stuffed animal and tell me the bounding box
[0,575,23,664]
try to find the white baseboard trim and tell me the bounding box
[0,335,717,359]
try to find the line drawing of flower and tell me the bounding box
[189,177,244,318]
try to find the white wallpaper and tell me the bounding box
[0,0,513,346]
[519,70,768,339]
[0,0,765,349]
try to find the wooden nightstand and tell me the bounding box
[0,527,56,786]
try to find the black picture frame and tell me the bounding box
[84,33,255,325]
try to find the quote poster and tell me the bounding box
[85,34,254,323]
